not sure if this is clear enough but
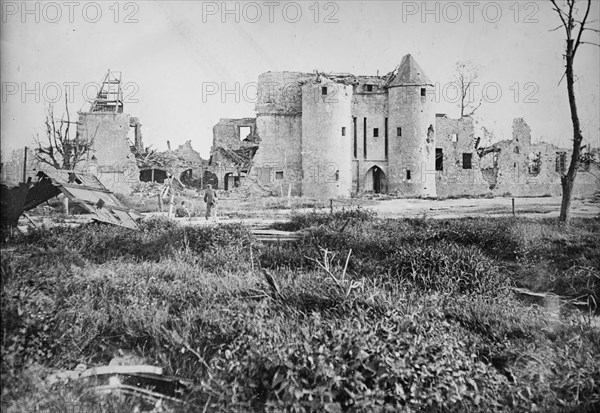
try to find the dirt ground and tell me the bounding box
[148,195,599,226]
[368,196,600,219]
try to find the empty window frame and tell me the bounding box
[436,148,443,171]
[342,127,346,136]
[397,127,402,137]
[462,153,472,169]
[556,152,566,173]
[406,170,412,180]
[275,171,284,180]
[365,84,374,92]
[321,86,327,95]
[528,152,541,174]
[373,128,379,138]
[239,126,251,141]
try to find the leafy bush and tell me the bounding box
[2,214,600,412]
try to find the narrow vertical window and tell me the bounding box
[397,127,402,137]
[373,128,379,138]
[341,127,346,136]
[436,148,443,171]
[384,118,389,159]
[462,153,472,169]
[406,170,411,180]
[363,118,367,159]
[353,117,357,158]
[321,86,327,95]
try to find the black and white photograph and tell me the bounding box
[1,0,599,411]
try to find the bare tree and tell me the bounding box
[35,94,96,170]
[550,0,599,222]
[455,61,483,118]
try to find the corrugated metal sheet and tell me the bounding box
[23,168,141,229]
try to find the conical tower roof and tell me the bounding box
[388,54,433,87]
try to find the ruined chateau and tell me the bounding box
[6,60,596,199]
[208,54,598,198]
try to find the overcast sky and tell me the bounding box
[1,0,599,160]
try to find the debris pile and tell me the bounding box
[1,167,142,230]
[47,351,192,408]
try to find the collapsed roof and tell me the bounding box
[23,168,142,229]
[211,146,258,170]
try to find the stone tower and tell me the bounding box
[387,54,436,197]
[251,71,310,195]
[301,75,353,198]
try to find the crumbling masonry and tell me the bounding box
[209,54,599,198]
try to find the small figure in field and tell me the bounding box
[203,184,218,220]
[175,201,191,218]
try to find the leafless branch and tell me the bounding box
[573,0,592,55]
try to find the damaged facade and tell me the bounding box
[74,71,140,193]
[208,54,598,198]
[135,140,207,187]
[208,118,258,191]
[77,71,207,190]
[435,116,599,197]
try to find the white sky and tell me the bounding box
[1,0,599,160]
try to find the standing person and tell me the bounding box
[203,184,218,220]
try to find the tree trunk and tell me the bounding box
[559,39,584,222]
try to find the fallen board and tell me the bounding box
[251,229,302,243]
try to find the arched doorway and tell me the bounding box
[364,166,386,194]
[203,170,219,189]
[224,172,245,190]
[140,169,167,183]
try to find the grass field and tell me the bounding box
[1,211,599,412]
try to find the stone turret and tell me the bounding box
[387,54,436,197]
[301,75,353,198]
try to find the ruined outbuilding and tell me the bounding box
[135,140,207,187]
[1,167,142,230]
[208,55,599,198]
[435,117,599,198]
[77,71,140,194]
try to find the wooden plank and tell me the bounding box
[79,365,163,379]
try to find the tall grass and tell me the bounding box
[2,214,599,412]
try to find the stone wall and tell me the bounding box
[435,116,599,198]
[301,77,353,198]
[77,112,139,194]
[212,118,257,151]
[248,71,312,196]
[210,118,257,189]
[209,64,599,200]
[351,86,389,193]
[387,85,437,197]
[435,116,492,197]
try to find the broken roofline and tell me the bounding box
[23,168,141,229]
[263,55,434,87]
